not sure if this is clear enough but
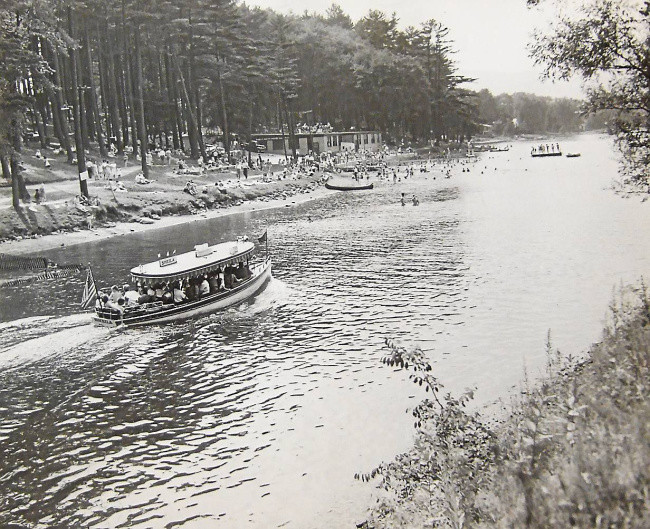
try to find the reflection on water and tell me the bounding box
[1,134,649,528]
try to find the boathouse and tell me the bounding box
[252,130,382,156]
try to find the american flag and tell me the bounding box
[80,267,98,309]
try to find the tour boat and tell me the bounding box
[86,235,271,327]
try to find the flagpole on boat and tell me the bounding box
[80,263,99,309]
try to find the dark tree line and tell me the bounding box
[528,0,650,184]
[476,89,584,136]
[3,2,620,209]
[0,2,481,206]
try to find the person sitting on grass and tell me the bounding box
[135,173,152,184]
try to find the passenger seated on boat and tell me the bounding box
[124,284,140,305]
[154,283,165,301]
[223,269,235,289]
[173,282,188,304]
[162,288,174,304]
[104,295,123,313]
[235,262,250,280]
[208,272,221,293]
[185,278,199,301]
[138,285,155,304]
[109,285,122,304]
[96,292,106,309]
[199,276,210,297]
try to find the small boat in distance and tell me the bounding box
[531,143,562,157]
[566,152,581,158]
[84,234,272,327]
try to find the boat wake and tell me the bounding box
[0,313,111,371]
[228,276,296,315]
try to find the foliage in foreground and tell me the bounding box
[528,0,650,187]
[360,282,650,528]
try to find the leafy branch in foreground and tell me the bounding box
[360,282,649,528]
[528,0,650,186]
[356,338,497,529]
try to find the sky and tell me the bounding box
[245,0,585,99]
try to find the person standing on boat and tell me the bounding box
[401,193,406,206]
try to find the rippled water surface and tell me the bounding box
[1,134,649,528]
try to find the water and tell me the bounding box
[1,133,649,528]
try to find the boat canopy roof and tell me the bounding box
[131,240,255,283]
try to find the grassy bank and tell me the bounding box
[361,282,650,528]
[0,147,324,242]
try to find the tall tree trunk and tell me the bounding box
[97,24,112,143]
[216,60,230,157]
[284,96,297,159]
[104,26,123,154]
[48,88,64,147]
[125,49,138,152]
[134,30,149,178]
[121,0,136,151]
[195,85,207,161]
[115,52,130,149]
[33,98,47,149]
[9,114,31,207]
[156,52,169,147]
[185,63,199,158]
[172,54,200,159]
[1,156,11,181]
[50,46,74,163]
[164,49,181,150]
[85,28,107,158]
[36,91,50,147]
[68,6,89,198]
[247,98,253,166]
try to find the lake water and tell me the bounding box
[1,133,649,528]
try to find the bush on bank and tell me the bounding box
[361,282,650,528]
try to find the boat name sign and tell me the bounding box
[159,256,178,267]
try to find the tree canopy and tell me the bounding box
[529,0,650,183]
[0,1,603,207]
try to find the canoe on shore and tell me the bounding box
[325,180,374,191]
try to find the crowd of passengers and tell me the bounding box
[97,262,252,314]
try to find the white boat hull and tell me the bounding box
[93,260,272,327]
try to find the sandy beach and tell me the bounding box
[0,183,334,256]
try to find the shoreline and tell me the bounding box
[0,185,333,257]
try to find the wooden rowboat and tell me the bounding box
[325,180,374,191]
